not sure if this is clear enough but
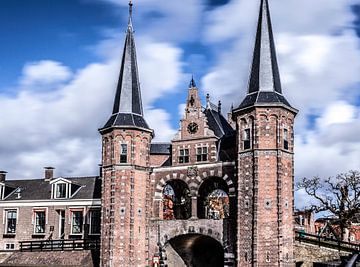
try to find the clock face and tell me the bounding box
[187,122,199,134]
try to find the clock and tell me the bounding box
[187,122,198,134]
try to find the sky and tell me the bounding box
[0,0,360,208]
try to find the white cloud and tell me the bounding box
[0,36,183,178]
[317,101,357,128]
[202,0,360,208]
[145,109,177,142]
[101,0,203,43]
[20,60,73,88]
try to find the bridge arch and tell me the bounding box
[165,233,224,267]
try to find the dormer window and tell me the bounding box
[120,144,128,163]
[51,178,79,199]
[56,183,67,199]
[243,129,251,150]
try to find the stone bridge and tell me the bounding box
[295,241,353,267]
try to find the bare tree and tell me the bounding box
[297,170,360,240]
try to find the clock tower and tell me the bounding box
[171,78,231,167]
[181,77,203,138]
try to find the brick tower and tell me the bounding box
[233,0,298,266]
[99,2,153,266]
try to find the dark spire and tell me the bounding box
[101,1,152,132]
[128,1,133,30]
[249,0,281,94]
[189,76,197,88]
[236,0,295,112]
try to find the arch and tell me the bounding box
[162,179,191,220]
[165,234,224,267]
[197,177,230,219]
[154,172,235,200]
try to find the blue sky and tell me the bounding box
[0,0,360,208]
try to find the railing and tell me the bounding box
[295,231,360,252]
[19,239,100,252]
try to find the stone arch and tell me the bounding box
[165,233,224,267]
[154,171,235,200]
[161,179,191,220]
[197,176,230,219]
[161,225,223,246]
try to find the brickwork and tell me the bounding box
[235,107,296,267]
[100,128,152,267]
[0,204,100,251]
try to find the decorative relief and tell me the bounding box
[187,166,198,178]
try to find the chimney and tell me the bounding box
[0,171,7,182]
[44,167,55,181]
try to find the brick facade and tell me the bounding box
[234,107,296,266]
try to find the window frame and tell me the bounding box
[120,143,128,164]
[33,209,46,234]
[196,147,208,162]
[55,183,68,199]
[283,128,289,150]
[89,209,101,235]
[4,209,17,235]
[70,210,84,235]
[243,128,251,150]
[4,243,15,250]
[178,148,189,164]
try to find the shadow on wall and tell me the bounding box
[167,234,224,267]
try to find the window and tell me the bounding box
[71,211,83,234]
[56,183,67,198]
[5,210,17,234]
[178,149,189,164]
[34,210,46,234]
[89,210,101,235]
[120,144,128,163]
[283,129,289,150]
[4,243,15,250]
[196,147,208,162]
[243,129,251,150]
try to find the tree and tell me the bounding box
[297,170,360,240]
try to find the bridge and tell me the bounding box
[295,231,359,267]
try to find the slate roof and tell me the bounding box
[204,105,235,139]
[150,143,171,155]
[100,3,151,132]
[236,0,295,111]
[2,176,101,201]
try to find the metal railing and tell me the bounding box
[296,231,360,252]
[19,239,100,252]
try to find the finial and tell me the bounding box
[189,75,196,88]
[206,93,210,109]
[230,103,234,112]
[218,100,222,114]
[128,0,133,30]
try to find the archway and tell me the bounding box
[163,180,191,220]
[166,234,224,267]
[197,177,229,219]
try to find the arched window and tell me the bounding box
[163,180,191,220]
[198,177,230,219]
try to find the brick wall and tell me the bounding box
[235,107,296,267]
